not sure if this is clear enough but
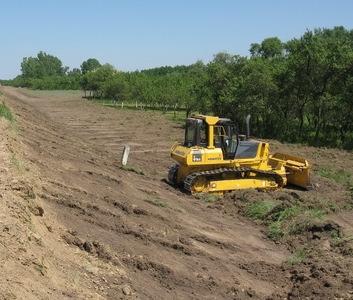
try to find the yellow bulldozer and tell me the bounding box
[168,114,311,194]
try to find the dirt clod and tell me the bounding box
[122,285,132,295]
[30,205,44,216]
[83,241,94,253]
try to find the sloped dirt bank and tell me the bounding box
[1,86,353,299]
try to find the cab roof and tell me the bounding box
[189,114,232,125]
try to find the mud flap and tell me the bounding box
[269,153,311,189]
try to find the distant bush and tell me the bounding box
[29,76,81,90]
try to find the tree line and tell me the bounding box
[1,26,353,149]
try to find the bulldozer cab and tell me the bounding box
[184,118,207,147]
[184,116,238,159]
[214,119,238,159]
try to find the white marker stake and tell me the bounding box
[121,145,130,166]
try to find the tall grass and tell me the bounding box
[0,102,14,122]
[318,167,352,187]
[24,89,83,98]
[244,199,333,241]
[245,200,276,220]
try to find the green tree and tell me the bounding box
[81,64,115,98]
[21,51,65,78]
[188,61,211,115]
[103,73,129,101]
[80,58,101,74]
[207,52,247,120]
[284,27,353,145]
[250,37,283,58]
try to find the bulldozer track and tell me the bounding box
[168,163,179,185]
[183,167,284,193]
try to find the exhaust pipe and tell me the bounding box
[246,114,251,139]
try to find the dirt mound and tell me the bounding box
[0,93,129,299]
[286,249,353,299]
[218,180,353,299]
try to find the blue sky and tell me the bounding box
[1,0,353,79]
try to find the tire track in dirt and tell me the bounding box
[2,87,291,299]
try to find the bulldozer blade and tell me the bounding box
[270,153,311,189]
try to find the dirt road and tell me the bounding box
[1,87,353,299]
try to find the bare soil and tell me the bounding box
[1,86,353,299]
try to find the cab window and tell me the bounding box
[215,122,238,159]
[185,121,196,147]
[184,119,207,147]
[199,122,207,147]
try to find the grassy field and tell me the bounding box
[95,99,187,124]
[23,89,84,98]
[21,89,188,124]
